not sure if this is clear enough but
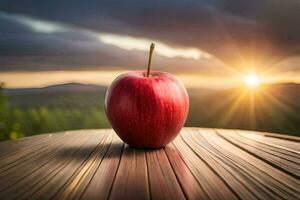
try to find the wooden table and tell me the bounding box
[0,128,299,200]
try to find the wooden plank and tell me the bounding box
[108,145,150,200]
[218,129,300,178]
[146,148,186,200]
[0,133,53,157]
[262,132,300,142]
[173,133,238,200]
[237,130,300,152]
[164,144,208,200]
[20,132,105,200]
[181,130,259,199]
[0,131,86,174]
[0,132,84,192]
[81,132,124,200]
[192,129,282,199]
[0,131,91,198]
[236,131,300,164]
[0,128,299,200]
[53,130,113,199]
[0,132,67,170]
[214,129,300,199]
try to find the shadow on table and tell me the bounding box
[53,142,123,162]
[44,141,174,164]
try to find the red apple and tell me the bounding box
[104,43,189,148]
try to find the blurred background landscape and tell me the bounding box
[0,0,300,140]
[1,82,300,140]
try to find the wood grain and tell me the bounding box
[0,128,299,200]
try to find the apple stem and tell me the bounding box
[146,43,155,77]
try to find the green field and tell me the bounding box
[1,83,299,141]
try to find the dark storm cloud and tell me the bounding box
[0,0,299,71]
[0,11,227,73]
[0,11,229,73]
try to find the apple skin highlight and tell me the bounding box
[105,70,189,148]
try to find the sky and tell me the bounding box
[0,0,299,88]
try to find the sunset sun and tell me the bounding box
[244,73,260,88]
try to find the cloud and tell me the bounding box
[0,0,299,72]
[98,33,212,60]
[15,17,65,34]
[0,12,66,33]
[0,11,229,74]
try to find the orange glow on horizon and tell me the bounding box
[0,70,299,89]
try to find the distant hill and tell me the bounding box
[4,83,107,107]
[6,82,300,96]
[4,83,107,95]
[263,83,300,95]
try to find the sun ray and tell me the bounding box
[218,89,249,127]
